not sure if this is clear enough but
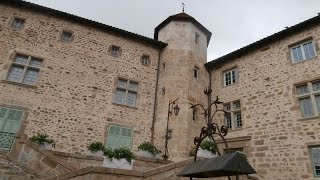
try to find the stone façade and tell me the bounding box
[1,0,320,179]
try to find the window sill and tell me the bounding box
[228,127,243,132]
[112,103,138,110]
[1,80,37,89]
[291,56,318,65]
[223,82,239,88]
[298,115,320,121]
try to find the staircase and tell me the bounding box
[0,152,37,180]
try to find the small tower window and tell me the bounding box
[61,31,73,43]
[192,108,197,121]
[11,18,25,30]
[141,55,150,66]
[195,32,200,44]
[193,67,199,79]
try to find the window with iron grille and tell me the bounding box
[290,40,316,63]
[223,68,238,86]
[224,100,242,130]
[109,45,120,57]
[114,79,138,107]
[6,54,42,86]
[309,146,320,177]
[296,81,320,118]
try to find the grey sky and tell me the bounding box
[25,0,320,61]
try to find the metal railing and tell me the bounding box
[0,131,15,151]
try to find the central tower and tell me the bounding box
[153,13,212,160]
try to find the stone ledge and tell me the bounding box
[216,135,252,143]
[48,150,103,161]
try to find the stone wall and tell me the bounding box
[0,3,160,154]
[210,23,320,179]
[154,20,210,160]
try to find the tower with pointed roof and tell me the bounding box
[153,12,212,160]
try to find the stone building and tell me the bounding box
[0,0,320,179]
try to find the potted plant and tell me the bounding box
[137,141,161,159]
[197,140,217,158]
[103,146,135,170]
[88,141,105,156]
[30,132,55,150]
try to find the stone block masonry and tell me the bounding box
[0,4,160,154]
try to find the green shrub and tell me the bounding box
[200,140,217,154]
[30,132,55,147]
[138,141,161,155]
[88,141,105,153]
[103,146,135,163]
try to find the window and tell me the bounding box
[223,68,238,86]
[290,40,316,63]
[309,146,320,177]
[192,108,197,121]
[141,55,150,66]
[109,45,120,57]
[114,79,138,107]
[195,32,200,44]
[106,125,133,149]
[6,54,42,86]
[296,81,320,117]
[224,100,242,130]
[11,18,25,30]
[0,106,24,150]
[60,31,73,43]
[193,67,199,79]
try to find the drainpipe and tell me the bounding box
[150,47,162,144]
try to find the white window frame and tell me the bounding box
[296,81,320,118]
[290,40,316,63]
[114,79,138,107]
[6,54,42,86]
[223,68,238,86]
[224,100,242,130]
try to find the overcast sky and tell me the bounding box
[25,0,320,61]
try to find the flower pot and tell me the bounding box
[103,157,133,170]
[88,150,104,156]
[39,142,54,150]
[197,148,217,158]
[137,150,160,159]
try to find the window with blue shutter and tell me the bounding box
[106,125,133,149]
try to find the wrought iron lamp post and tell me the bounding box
[163,98,180,161]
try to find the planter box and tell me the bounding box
[88,150,104,157]
[39,142,54,150]
[197,148,217,158]
[103,157,133,170]
[137,150,161,159]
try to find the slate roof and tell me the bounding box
[205,15,320,70]
[154,12,212,46]
[1,0,167,49]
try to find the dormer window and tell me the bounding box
[61,31,73,43]
[11,18,25,30]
